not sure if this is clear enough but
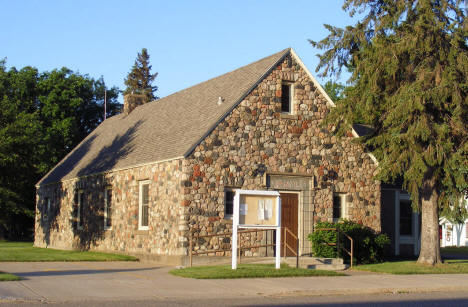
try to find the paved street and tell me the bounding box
[1,262,468,306]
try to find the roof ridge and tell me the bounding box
[37,48,292,186]
[133,48,291,112]
[181,48,291,157]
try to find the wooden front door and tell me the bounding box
[280,193,298,256]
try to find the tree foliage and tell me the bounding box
[323,80,367,123]
[441,196,468,225]
[0,60,120,239]
[310,0,467,264]
[323,80,346,103]
[123,48,158,101]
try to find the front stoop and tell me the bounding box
[176,256,348,270]
[283,257,348,271]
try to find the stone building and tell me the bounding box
[35,48,419,262]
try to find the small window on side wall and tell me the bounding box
[281,83,293,114]
[77,191,84,230]
[43,198,51,222]
[399,199,413,236]
[333,193,347,222]
[104,188,112,230]
[225,190,235,218]
[139,181,150,230]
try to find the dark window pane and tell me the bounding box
[142,184,149,204]
[281,84,290,113]
[79,193,85,227]
[142,205,149,227]
[225,191,234,215]
[106,189,112,228]
[400,199,413,236]
[333,195,341,219]
[43,198,50,221]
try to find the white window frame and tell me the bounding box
[77,190,84,230]
[104,187,112,230]
[333,193,347,223]
[138,180,150,230]
[281,82,294,115]
[394,190,420,255]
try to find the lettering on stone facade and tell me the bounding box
[267,175,311,191]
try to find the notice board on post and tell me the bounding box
[232,190,281,270]
[238,194,278,226]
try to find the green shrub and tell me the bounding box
[308,221,337,258]
[308,220,390,264]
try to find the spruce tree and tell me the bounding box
[311,0,467,265]
[124,48,158,101]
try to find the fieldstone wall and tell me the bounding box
[181,54,381,255]
[35,159,185,256]
[34,53,381,260]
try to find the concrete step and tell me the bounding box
[305,264,348,270]
[182,255,349,271]
[283,257,348,271]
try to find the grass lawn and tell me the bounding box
[355,259,468,274]
[441,246,468,255]
[0,272,21,281]
[0,241,137,262]
[170,263,346,279]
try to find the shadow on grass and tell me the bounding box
[15,266,161,278]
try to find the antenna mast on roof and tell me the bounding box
[104,87,107,120]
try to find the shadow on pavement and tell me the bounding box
[251,298,468,307]
[15,266,160,278]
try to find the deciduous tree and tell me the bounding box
[0,60,120,239]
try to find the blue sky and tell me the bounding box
[2,1,356,99]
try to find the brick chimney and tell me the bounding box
[123,94,148,115]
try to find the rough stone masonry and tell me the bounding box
[35,51,380,261]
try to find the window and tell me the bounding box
[399,199,413,236]
[333,194,347,222]
[225,190,235,217]
[104,188,112,230]
[138,181,150,230]
[77,191,84,230]
[43,198,51,222]
[281,83,293,114]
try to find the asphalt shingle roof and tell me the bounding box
[38,48,290,185]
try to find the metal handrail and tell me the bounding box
[283,227,299,268]
[314,227,354,268]
[189,228,276,267]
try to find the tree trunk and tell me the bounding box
[417,179,442,265]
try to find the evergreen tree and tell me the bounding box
[124,48,158,101]
[310,0,467,265]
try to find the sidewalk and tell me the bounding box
[1,261,468,303]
